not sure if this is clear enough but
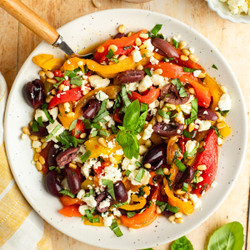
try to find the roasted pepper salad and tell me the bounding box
[21,24,232,236]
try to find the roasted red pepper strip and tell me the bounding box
[49,87,83,109]
[71,119,85,138]
[59,205,82,217]
[193,129,218,196]
[148,62,211,107]
[59,196,83,206]
[94,30,147,63]
[93,161,110,175]
[129,88,160,104]
[120,186,159,229]
[113,108,123,123]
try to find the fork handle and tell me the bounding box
[0,0,59,45]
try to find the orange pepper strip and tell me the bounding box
[59,205,82,217]
[164,184,194,215]
[59,196,82,207]
[120,186,160,229]
[119,195,147,211]
[130,88,160,105]
[84,216,104,226]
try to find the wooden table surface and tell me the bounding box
[0,0,249,249]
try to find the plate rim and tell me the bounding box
[4,8,248,249]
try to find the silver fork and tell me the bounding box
[0,0,93,58]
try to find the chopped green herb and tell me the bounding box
[49,166,56,171]
[93,99,109,123]
[183,130,192,139]
[84,189,95,197]
[70,76,82,86]
[172,39,179,49]
[183,67,196,73]
[120,85,131,111]
[218,110,229,117]
[106,49,115,59]
[91,123,102,129]
[193,170,200,183]
[174,159,186,172]
[158,110,171,119]
[183,142,199,160]
[99,129,110,137]
[111,201,128,208]
[156,200,168,212]
[113,58,119,64]
[200,147,205,153]
[151,24,162,36]
[59,189,75,198]
[211,126,222,138]
[36,116,44,127]
[123,45,131,50]
[171,78,189,98]
[111,125,118,134]
[125,170,131,177]
[134,168,145,182]
[109,219,123,237]
[32,120,39,132]
[45,124,62,141]
[140,102,148,112]
[53,77,64,87]
[212,64,218,70]
[69,119,78,131]
[42,103,54,123]
[102,179,116,200]
[80,150,91,163]
[182,182,189,192]
[185,98,198,125]
[90,129,98,137]
[127,211,136,218]
[144,67,152,77]
[138,186,145,197]
[83,119,91,129]
[135,161,142,167]
[167,203,179,213]
[56,130,85,149]
[155,168,164,175]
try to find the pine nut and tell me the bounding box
[98,137,108,147]
[69,163,77,169]
[189,88,195,94]
[175,212,183,218]
[175,218,184,224]
[198,177,204,183]
[135,38,142,46]
[127,32,133,37]
[35,161,43,171]
[58,84,65,91]
[71,84,78,88]
[168,215,176,223]
[97,46,105,53]
[118,24,125,33]
[139,33,149,39]
[197,165,207,171]
[108,44,118,52]
[47,78,57,84]
[80,133,87,139]
[139,44,147,50]
[39,70,46,77]
[189,54,199,63]
[154,69,163,75]
[198,72,206,78]
[216,112,226,122]
[144,163,151,169]
[46,95,53,103]
[136,64,143,70]
[45,71,54,78]
[139,145,148,155]
[163,168,169,175]
[51,89,57,95]
[39,155,45,165]
[179,41,187,50]
[22,127,30,135]
[175,189,186,195]
[30,135,38,141]
[159,100,164,109]
[156,206,162,214]
[119,55,127,61]
[182,49,190,56]
[145,140,152,148]
[33,153,40,161]
[41,142,48,149]
[180,55,189,61]
[40,138,45,143]
[217,122,226,129]
[35,147,42,153]
[188,122,196,132]
[156,114,163,123]
[145,50,152,57]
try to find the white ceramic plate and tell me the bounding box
[4,9,248,249]
[206,0,250,23]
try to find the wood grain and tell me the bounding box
[0,0,249,249]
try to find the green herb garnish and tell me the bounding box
[59,189,75,198]
[212,64,218,70]
[144,67,152,77]
[185,98,198,125]
[174,159,186,172]
[109,219,123,237]
[102,179,116,200]
[106,49,115,59]
[171,78,189,98]
[134,168,145,183]
[80,150,91,163]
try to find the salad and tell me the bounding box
[21,24,232,236]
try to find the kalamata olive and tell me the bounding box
[114,181,128,203]
[146,112,152,122]
[114,70,145,84]
[56,147,79,167]
[198,107,218,121]
[173,167,195,190]
[162,210,174,218]
[44,170,62,197]
[114,33,125,39]
[47,142,61,167]
[160,84,189,105]
[96,192,111,213]
[23,79,45,109]
[153,122,184,137]
[29,122,49,137]
[151,38,179,59]
[64,167,81,194]
[83,99,101,119]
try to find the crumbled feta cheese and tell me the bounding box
[49,107,58,120]
[218,137,224,145]
[193,70,202,77]
[125,82,139,92]
[78,205,89,215]
[101,165,122,183]
[82,196,97,208]
[116,149,124,155]
[34,109,48,122]
[131,46,142,63]
[20,133,28,140]
[64,102,71,113]
[185,140,197,154]
[143,39,155,52]
[189,47,195,54]
[77,189,86,200]
[211,181,218,188]
[81,158,100,178]
[180,103,192,114]
[111,207,121,217]
[107,139,116,149]
[89,75,110,89]
[102,214,114,227]
[143,124,154,140]
[99,198,111,209]
[96,90,109,101]
[151,74,165,87]
[148,99,159,116]
[218,93,232,111]
[176,112,185,124]
[150,56,159,65]
[138,75,153,93]
[32,140,42,149]
[128,169,150,186]
[220,0,249,14]
[104,115,115,128]
[46,120,65,142]
[122,157,138,171]
[195,119,211,132]
[106,100,114,109]
[62,85,70,92]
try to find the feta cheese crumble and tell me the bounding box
[89,75,110,89]
[195,119,211,132]
[96,90,109,101]
[131,46,142,63]
[218,93,232,111]
[143,124,154,140]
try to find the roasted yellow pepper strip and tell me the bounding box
[84,216,104,226]
[62,56,136,78]
[164,184,194,215]
[32,54,64,71]
[219,122,231,137]
[119,194,147,211]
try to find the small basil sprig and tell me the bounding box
[116,99,148,159]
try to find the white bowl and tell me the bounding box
[4,9,248,249]
[206,0,250,23]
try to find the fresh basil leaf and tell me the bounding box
[111,125,118,134]
[171,236,194,250]
[207,221,244,250]
[102,179,116,200]
[111,201,128,208]
[59,190,75,198]
[32,120,39,132]
[42,103,54,123]
[113,58,119,64]
[123,99,140,131]
[53,77,64,87]
[171,78,188,98]
[45,124,62,142]
[69,119,78,131]
[140,103,148,112]
[151,24,162,36]
[156,200,168,212]
[123,45,131,50]
[90,129,98,137]
[193,170,200,183]
[116,131,139,159]
[36,116,44,127]
[134,110,148,134]
[211,126,222,138]
[185,98,198,125]
[212,64,218,70]
[182,182,189,192]
[99,129,110,137]
[183,130,192,139]
[135,168,145,183]
[125,170,131,177]
[167,203,179,213]
[106,49,115,59]
[172,39,179,49]
[155,168,164,175]
[83,119,91,129]
[144,67,152,77]
[93,102,109,123]
[158,110,171,119]
[120,85,131,111]
[184,142,199,160]
[113,93,122,111]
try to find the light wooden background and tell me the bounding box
[0,0,249,249]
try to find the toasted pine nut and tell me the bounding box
[189,88,195,94]
[179,41,187,50]
[98,137,108,147]
[40,138,45,143]
[118,24,125,33]
[119,55,127,62]
[217,122,226,129]
[156,114,163,123]
[175,218,184,224]
[139,33,149,39]
[180,55,189,61]
[51,89,56,95]
[175,212,183,218]
[71,84,78,88]
[135,37,142,46]
[154,68,163,75]
[39,155,45,165]
[159,100,164,109]
[22,127,30,135]
[175,189,186,195]
[33,153,40,161]
[198,72,206,78]
[189,54,199,63]
[145,50,152,57]
[145,140,152,148]
[46,95,53,103]
[35,147,42,153]
[198,177,204,183]
[168,215,176,223]
[69,163,77,169]
[47,78,57,84]
[182,49,190,56]
[139,44,147,50]
[136,64,143,70]
[108,44,118,52]
[58,84,65,91]
[197,165,207,171]
[41,142,48,149]
[39,70,46,77]
[97,46,105,53]
[156,206,162,214]
[139,145,148,155]
[30,135,38,141]
[35,161,43,171]
[80,133,87,139]
[45,71,54,78]
[144,163,151,169]
[216,112,226,122]
[163,168,169,175]
[188,122,196,132]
